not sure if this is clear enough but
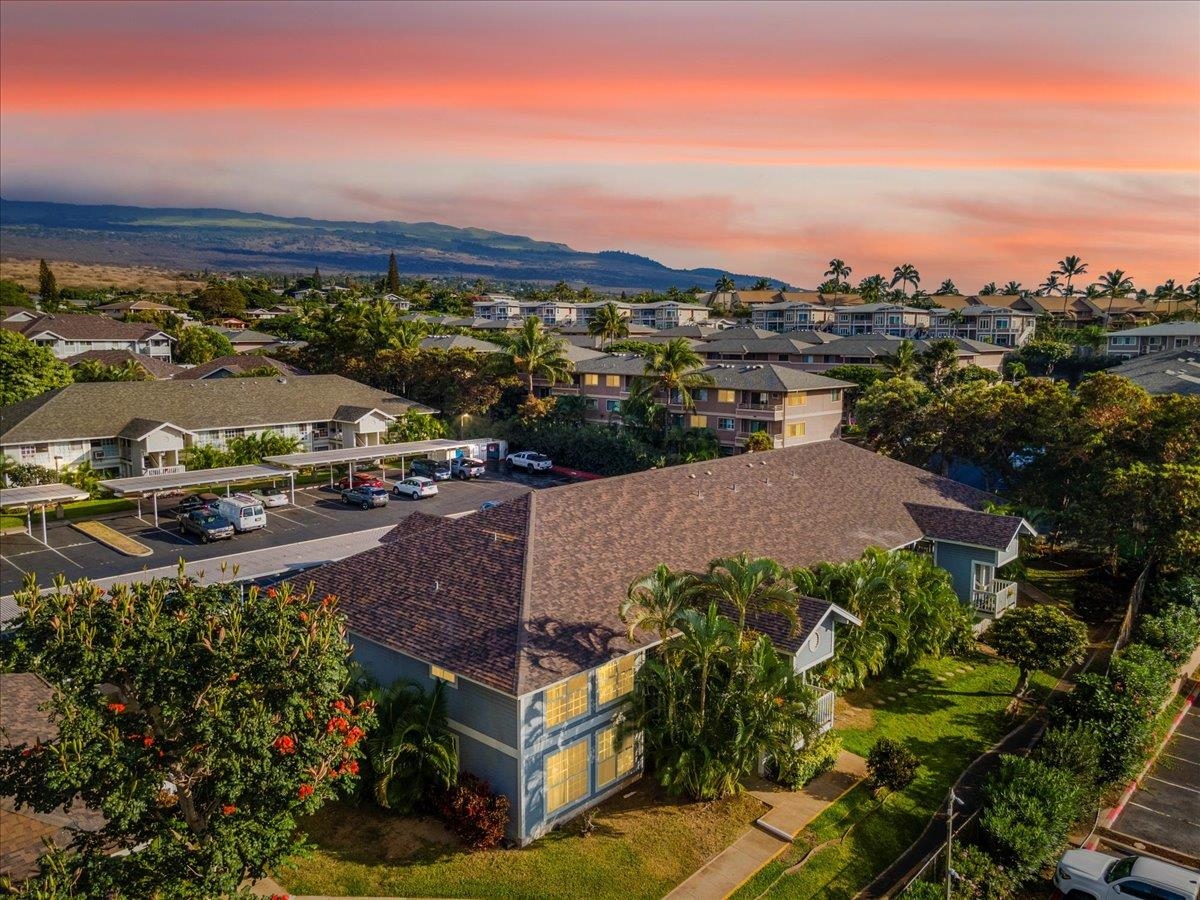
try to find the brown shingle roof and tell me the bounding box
[904,503,1026,549]
[173,355,306,380]
[10,312,170,342]
[305,440,1006,696]
[62,349,184,379]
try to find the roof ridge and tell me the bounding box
[513,491,538,695]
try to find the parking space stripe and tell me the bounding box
[1147,775,1200,795]
[156,527,195,545]
[1,554,28,575]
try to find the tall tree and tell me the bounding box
[507,316,573,400]
[1052,255,1088,318]
[1038,274,1062,297]
[698,553,796,637]
[1001,281,1023,295]
[935,279,958,295]
[824,259,852,292]
[881,338,918,379]
[858,274,888,303]
[587,301,630,349]
[37,259,59,306]
[0,331,73,405]
[1097,269,1134,323]
[620,564,701,641]
[713,274,736,293]
[890,263,920,296]
[750,278,774,291]
[631,338,714,442]
[979,281,998,296]
[386,252,401,293]
[983,605,1087,697]
[0,575,369,898]
[312,265,323,288]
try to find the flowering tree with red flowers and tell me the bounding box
[0,570,372,898]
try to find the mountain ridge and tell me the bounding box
[0,198,780,291]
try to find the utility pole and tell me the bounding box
[945,790,958,900]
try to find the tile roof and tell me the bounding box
[172,355,306,380]
[707,326,778,341]
[904,503,1027,549]
[6,312,171,341]
[62,349,184,379]
[1108,349,1200,396]
[304,440,1008,696]
[0,375,428,444]
[0,673,55,747]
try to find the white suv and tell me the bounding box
[506,451,553,472]
[1055,850,1198,900]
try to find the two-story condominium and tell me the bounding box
[1108,348,1200,396]
[830,304,932,337]
[549,355,849,451]
[751,302,836,333]
[624,301,711,329]
[2,312,175,361]
[698,334,844,367]
[773,335,1009,373]
[0,375,429,477]
[301,439,1029,844]
[927,305,1038,348]
[1106,322,1200,359]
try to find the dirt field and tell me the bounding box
[0,258,204,293]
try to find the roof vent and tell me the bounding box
[432,579,440,593]
[276,376,287,384]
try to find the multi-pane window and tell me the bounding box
[545,739,589,813]
[604,375,621,388]
[20,446,36,459]
[787,422,806,438]
[830,389,842,401]
[430,664,457,686]
[717,389,736,404]
[583,373,599,386]
[717,417,735,431]
[689,414,707,428]
[693,388,708,402]
[596,655,636,705]
[596,727,636,787]
[786,393,807,407]
[544,673,589,728]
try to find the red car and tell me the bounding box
[337,474,384,490]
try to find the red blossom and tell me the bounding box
[222,804,237,815]
[332,699,349,714]
[228,672,239,682]
[299,612,309,623]
[273,735,296,755]
[107,702,126,714]
[266,587,278,599]
[326,716,349,735]
[343,726,364,748]
[142,735,155,748]
[338,759,360,777]
[297,784,314,800]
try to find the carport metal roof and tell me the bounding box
[264,439,476,469]
[99,464,289,496]
[0,483,91,508]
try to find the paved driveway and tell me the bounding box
[1109,703,1200,863]
[1,474,533,597]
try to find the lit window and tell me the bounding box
[717,389,736,404]
[689,414,707,428]
[545,673,589,728]
[545,739,589,813]
[605,375,621,388]
[583,373,599,386]
[786,393,807,407]
[430,664,457,686]
[596,727,637,787]
[597,655,636,705]
[787,422,806,438]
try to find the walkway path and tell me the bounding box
[667,751,866,900]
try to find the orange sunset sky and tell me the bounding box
[1,0,1197,288]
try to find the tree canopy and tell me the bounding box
[0,331,74,406]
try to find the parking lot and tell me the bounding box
[1108,701,1200,864]
[0,472,538,597]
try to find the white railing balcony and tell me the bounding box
[815,689,836,732]
[143,465,186,477]
[972,579,1017,617]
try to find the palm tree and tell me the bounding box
[620,564,701,641]
[1001,281,1023,296]
[630,339,714,442]
[61,460,100,496]
[1052,255,1088,318]
[890,264,920,296]
[881,338,918,378]
[1097,269,1134,323]
[364,679,458,812]
[69,359,112,383]
[935,279,958,296]
[979,282,998,296]
[824,259,852,292]
[587,302,629,349]
[750,278,773,291]
[507,316,573,400]
[1038,274,1062,297]
[1152,279,1181,316]
[714,274,736,293]
[698,553,797,637]
[674,604,738,729]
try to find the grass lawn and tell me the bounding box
[731,653,1056,900]
[61,498,136,519]
[1024,550,1129,626]
[280,787,765,899]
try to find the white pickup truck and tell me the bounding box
[506,451,553,473]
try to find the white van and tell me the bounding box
[214,496,267,532]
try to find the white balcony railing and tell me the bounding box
[971,579,1018,617]
[814,689,836,732]
[143,465,186,477]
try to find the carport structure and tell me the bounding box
[99,464,295,527]
[0,483,91,545]
[264,438,494,484]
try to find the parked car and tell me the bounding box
[341,485,389,509]
[451,457,486,480]
[178,509,235,543]
[246,488,288,508]
[392,476,438,500]
[506,450,553,472]
[410,458,452,481]
[337,474,384,490]
[177,492,221,513]
[479,499,505,511]
[214,496,267,532]
[1055,850,1199,900]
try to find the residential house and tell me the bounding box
[698,335,844,368]
[0,375,429,477]
[1107,348,1200,396]
[831,304,932,337]
[419,335,505,354]
[377,294,412,311]
[1105,322,1200,358]
[1,306,41,325]
[301,439,1028,844]
[95,299,179,320]
[767,335,1008,373]
[2,312,174,361]
[928,304,1038,347]
[213,327,282,353]
[172,355,306,380]
[549,355,850,451]
[751,302,836,332]
[62,349,185,379]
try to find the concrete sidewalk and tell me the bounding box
[666,751,866,900]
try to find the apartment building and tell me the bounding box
[1105,322,1200,358]
[303,439,1029,844]
[2,312,175,361]
[750,302,836,332]
[698,334,843,367]
[704,334,1009,373]
[928,304,1038,347]
[830,304,932,337]
[549,354,849,451]
[471,298,711,330]
[0,375,429,477]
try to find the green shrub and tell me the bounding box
[1052,673,1155,780]
[1110,643,1177,717]
[980,755,1082,876]
[1034,722,1103,789]
[1136,604,1200,664]
[1151,572,1200,614]
[866,738,920,795]
[949,844,1018,900]
[774,731,842,790]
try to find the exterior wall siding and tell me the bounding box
[931,541,999,603]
